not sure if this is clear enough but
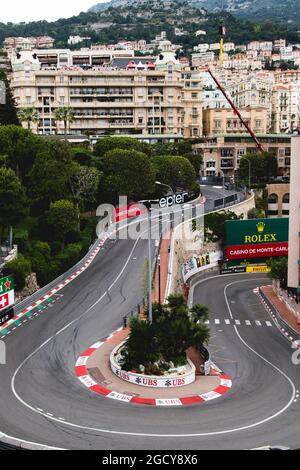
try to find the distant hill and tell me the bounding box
[0,0,299,53]
[89,0,300,23]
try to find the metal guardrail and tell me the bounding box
[259,288,300,342]
[13,237,102,315]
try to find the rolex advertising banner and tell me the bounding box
[225,218,289,262]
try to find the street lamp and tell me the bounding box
[220,170,225,208]
[155,180,173,195]
[234,167,239,190]
[158,254,161,305]
[242,157,251,190]
[139,198,159,324]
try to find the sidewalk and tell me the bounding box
[152,231,171,304]
[260,285,300,335]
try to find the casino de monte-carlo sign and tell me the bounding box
[224,218,289,261]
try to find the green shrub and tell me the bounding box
[56,243,82,271]
[3,255,32,291]
[14,229,29,251]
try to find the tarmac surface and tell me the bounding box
[1,187,299,450]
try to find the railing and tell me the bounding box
[259,288,300,341]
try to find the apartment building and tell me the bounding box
[194,134,291,179]
[11,48,135,70]
[202,107,268,137]
[274,70,300,84]
[222,54,262,70]
[181,70,203,138]
[4,36,54,53]
[288,136,300,291]
[10,50,201,138]
[271,84,300,133]
[191,52,215,67]
[228,75,273,131]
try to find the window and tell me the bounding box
[283,193,290,204]
[255,119,262,128]
[206,160,215,168]
[268,194,278,204]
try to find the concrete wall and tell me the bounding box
[288,137,300,289]
[165,192,255,298]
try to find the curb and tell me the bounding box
[75,330,232,407]
[0,236,110,337]
[257,289,300,348]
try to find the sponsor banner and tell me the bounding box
[159,192,189,209]
[246,265,271,273]
[225,242,288,260]
[0,290,14,313]
[225,218,289,247]
[115,203,147,223]
[182,251,223,283]
[0,307,14,326]
[110,350,196,388]
[0,276,14,295]
[220,266,247,275]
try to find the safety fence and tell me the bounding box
[259,288,300,342]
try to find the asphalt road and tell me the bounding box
[0,191,299,450]
[202,185,243,213]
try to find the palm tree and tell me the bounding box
[54,107,74,137]
[17,107,39,130]
[190,304,209,324]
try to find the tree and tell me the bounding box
[151,156,196,193]
[94,136,151,163]
[150,141,202,174]
[267,257,288,289]
[72,146,95,166]
[239,152,277,185]
[0,167,26,243]
[48,200,79,250]
[248,207,265,219]
[29,140,74,210]
[205,210,242,243]
[54,107,74,136]
[190,304,209,324]
[0,71,19,126]
[3,255,32,291]
[121,317,160,371]
[70,164,101,209]
[101,149,156,203]
[0,125,45,180]
[17,108,39,130]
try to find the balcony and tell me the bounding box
[221,159,234,169]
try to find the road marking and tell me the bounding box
[255,320,262,326]
[215,319,220,325]
[245,320,251,326]
[8,274,297,441]
[225,319,230,325]
[235,320,241,326]
[266,321,272,327]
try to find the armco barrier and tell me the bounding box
[259,288,300,342]
[13,238,101,315]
